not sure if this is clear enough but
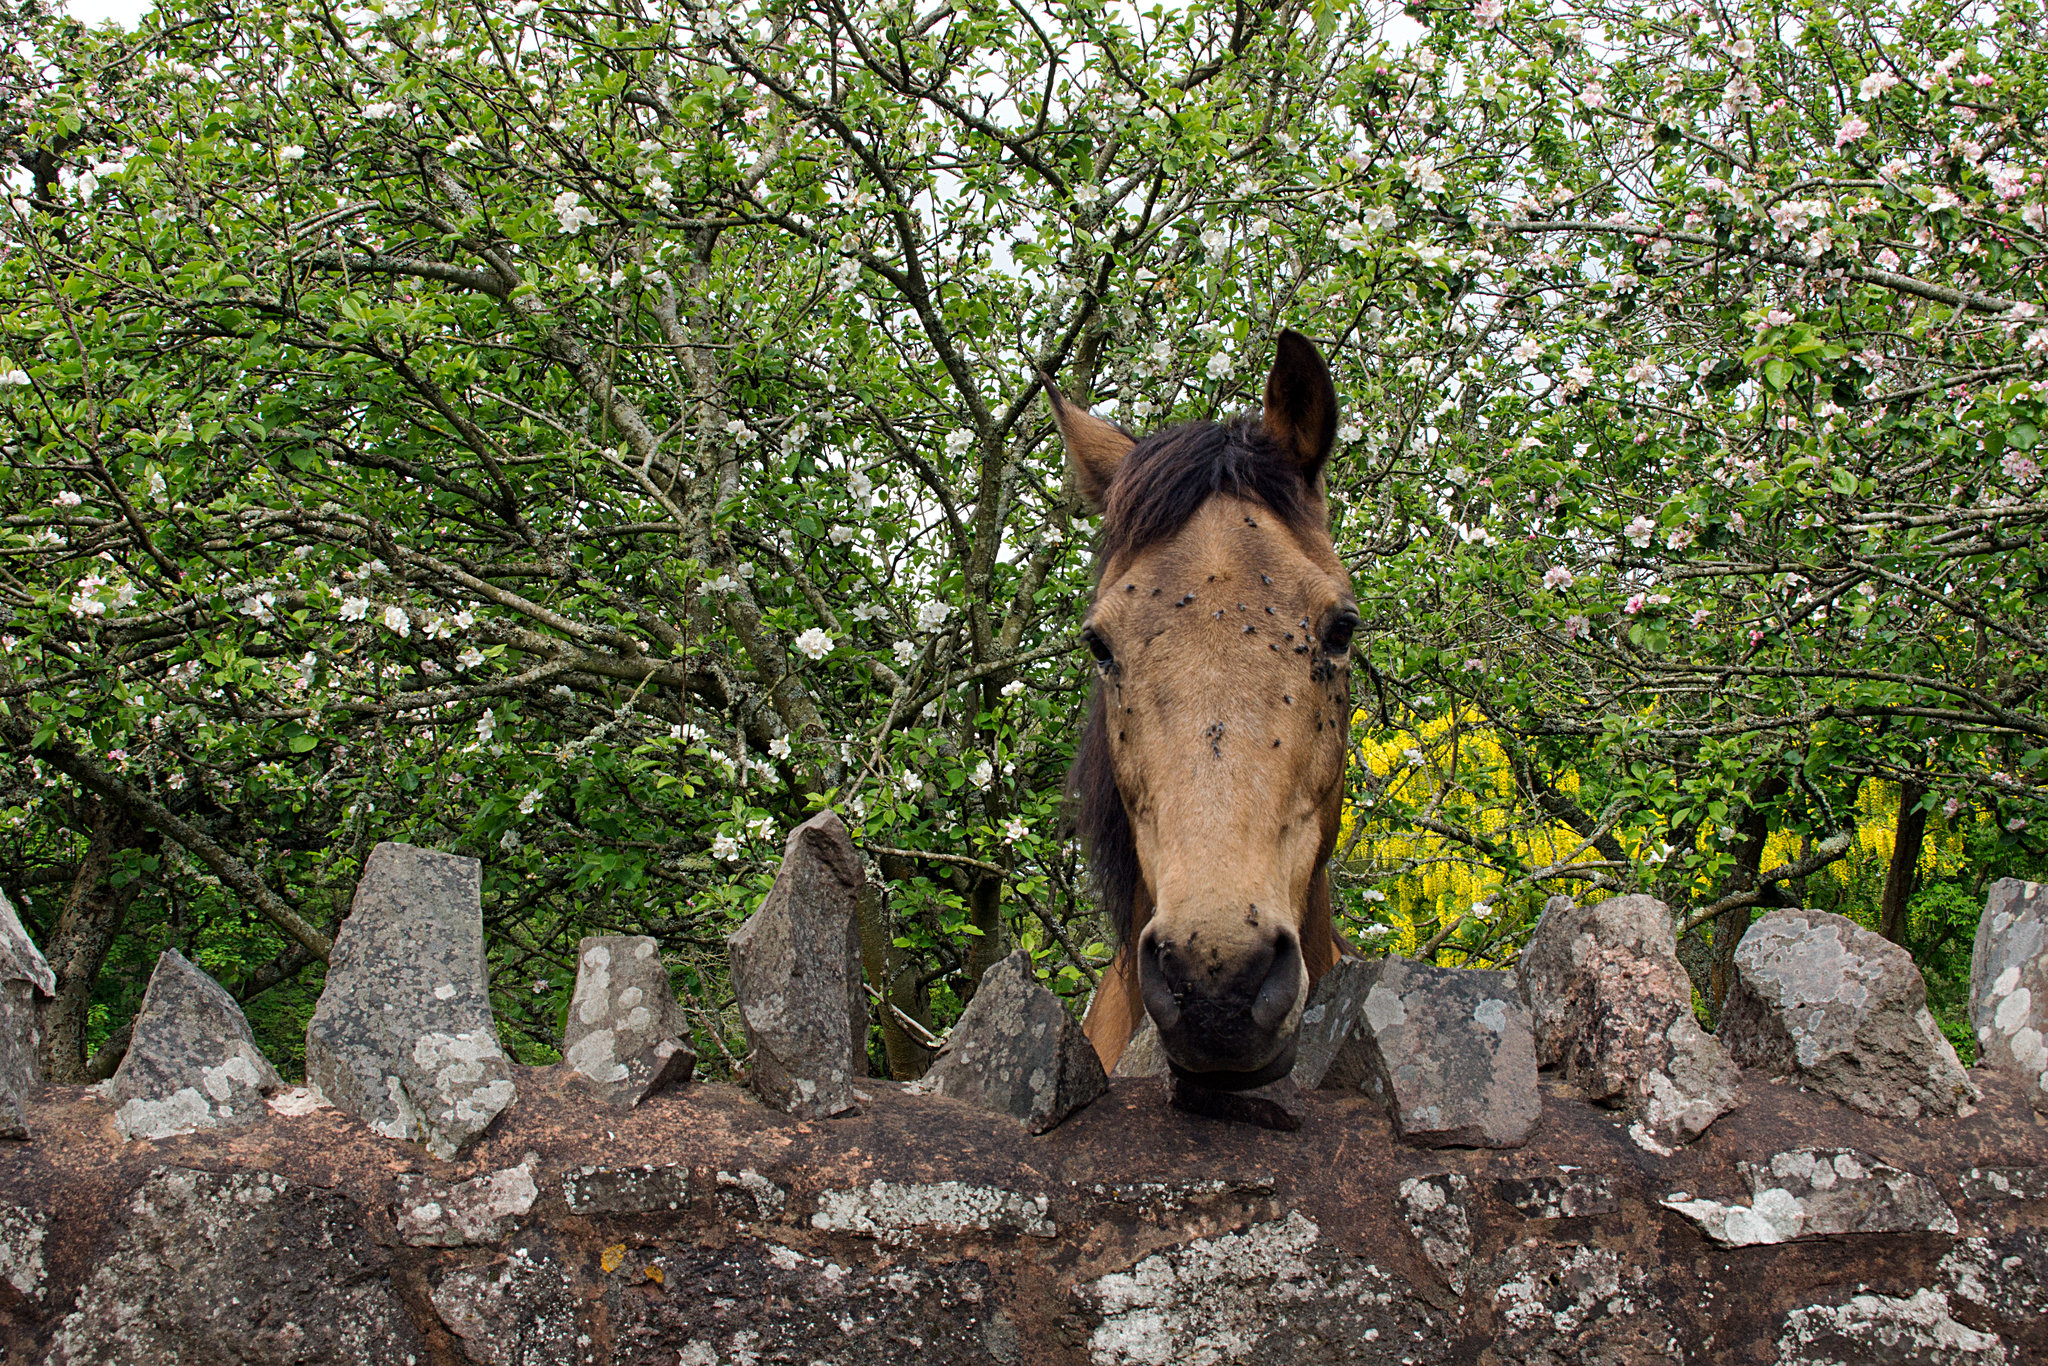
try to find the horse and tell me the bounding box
[1046,330,1356,1090]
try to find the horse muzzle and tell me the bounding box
[1137,923,1306,1083]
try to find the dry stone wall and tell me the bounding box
[0,848,2045,1364]
[1,1065,2045,1365]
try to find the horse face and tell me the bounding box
[1053,332,1354,1086]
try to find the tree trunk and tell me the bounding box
[39,804,150,1083]
[1879,780,1929,946]
[962,873,1006,1001]
[856,860,935,1081]
[1708,776,1788,1023]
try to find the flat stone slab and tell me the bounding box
[920,950,1106,1133]
[103,949,281,1141]
[1518,893,1738,1144]
[42,1168,426,1365]
[1777,1287,2005,1365]
[1959,1166,2048,1204]
[0,888,54,1140]
[563,935,695,1108]
[809,1180,1056,1245]
[1972,878,2048,1112]
[1168,1073,1305,1131]
[1662,1147,1958,1247]
[727,811,867,1119]
[304,842,516,1159]
[1498,1171,1618,1219]
[1345,955,1541,1149]
[1396,1173,1473,1294]
[394,1159,538,1246]
[1722,908,1977,1120]
[562,1163,690,1216]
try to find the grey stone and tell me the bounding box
[1396,1173,1473,1294]
[305,841,516,1159]
[562,1163,690,1215]
[1347,954,1542,1148]
[920,950,1106,1132]
[1971,878,2048,1111]
[1661,1147,1958,1247]
[103,949,282,1142]
[563,935,695,1107]
[44,1167,426,1364]
[1721,908,1978,1119]
[1942,1231,2048,1326]
[1959,1166,2048,1203]
[714,1167,788,1221]
[1111,1018,1168,1079]
[0,1202,46,1299]
[1497,1172,1618,1219]
[809,1180,1056,1245]
[1079,1211,1448,1366]
[1289,957,1378,1089]
[1169,1073,1305,1131]
[395,1158,538,1246]
[430,1243,580,1366]
[1488,1240,1682,1366]
[1518,893,1739,1144]
[727,811,868,1119]
[0,887,53,1140]
[1776,1288,2005,1365]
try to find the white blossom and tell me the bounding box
[767,735,792,760]
[278,145,307,163]
[1001,817,1028,842]
[1623,515,1656,548]
[52,489,82,507]
[475,712,497,743]
[1205,351,1232,379]
[0,370,29,387]
[1200,227,1227,253]
[456,645,485,670]
[793,627,834,660]
[339,596,371,621]
[518,789,542,815]
[1001,679,1027,697]
[711,833,741,860]
[381,605,412,637]
[916,599,951,631]
[971,758,994,787]
[551,189,598,233]
[892,638,918,667]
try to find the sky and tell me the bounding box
[63,0,150,25]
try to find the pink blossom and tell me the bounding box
[1835,117,1870,148]
[1873,247,1902,272]
[1542,566,1575,591]
[1624,593,1647,614]
[1473,0,1504,28]
[1968,73,1995,88]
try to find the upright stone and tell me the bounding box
[562,935,695,1108]
[1972,879,2048,1112]
[105,949,281,1141]
[305,842,515,1159]
[0,889,54,1140]
[1111,1019,1169,1079]
[1351,955,1541,1148]
[1722,908,1976,1120]
[1290,957,1379,1089]
[727,810,867,1118]
[1518,893,1739,1144]
[921,950,1107,1132]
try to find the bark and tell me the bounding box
[962,874,1007,1003]
[1879,781,1930,946]
[856,858,935,1081]
[1709,776,1789,1024]
[39,804,152,1083]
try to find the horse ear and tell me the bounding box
[1042,375,1133,512]
[1262,330,1339,478]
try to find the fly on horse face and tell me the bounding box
[1047,330,1356,1091]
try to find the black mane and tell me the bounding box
[1067,415,1321,948]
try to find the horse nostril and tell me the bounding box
[1138,934,1185,1031]
[1250,933,1303,1032]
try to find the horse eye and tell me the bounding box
[1322,610,1359,654]
[1082,628,1115,663]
